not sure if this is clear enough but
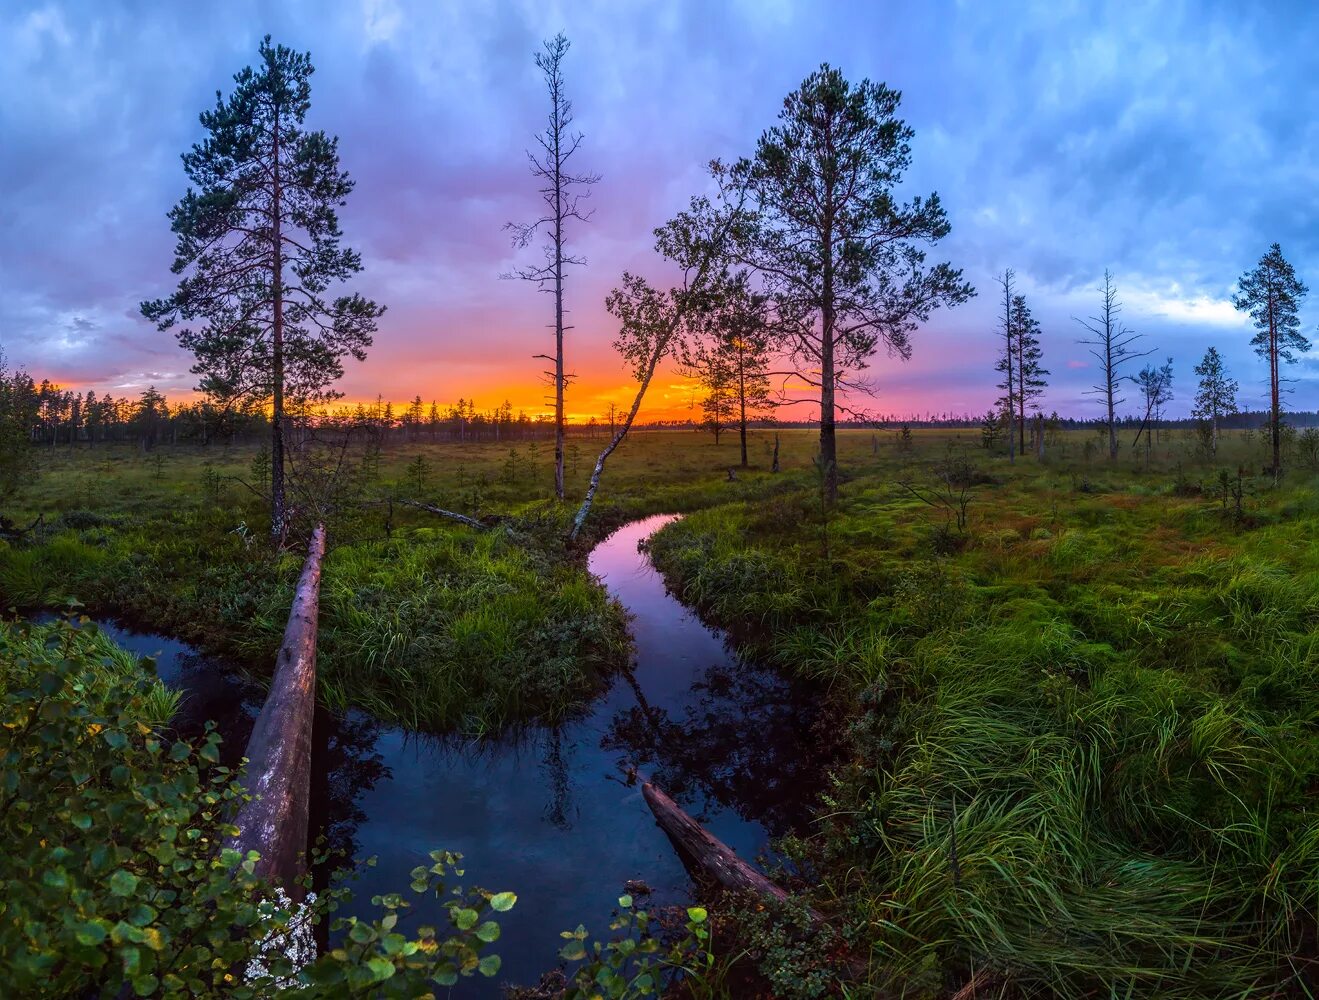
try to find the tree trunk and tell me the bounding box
[553,160,566,501]
[1003,273,1016,465]
[226,524,326,900]
[737,347,749,467]
[642,781,799,908]
[1270,298,1281,476]
[270,108,287,541]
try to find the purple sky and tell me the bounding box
[4,1,1319,420]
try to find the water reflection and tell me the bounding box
[603,658,826,834]
[46,515,828,996]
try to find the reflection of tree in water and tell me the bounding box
[541,728,575,831]
[602,659,830,835]
[309,709,390,865]
[167,652,390,889]
[167,652,262,767]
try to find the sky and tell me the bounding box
[4,0,1319,422]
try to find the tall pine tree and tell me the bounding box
[731,65,973,503]
[143,37,383,540]
[1012,293,1047,452]
[1233,243,1310,475]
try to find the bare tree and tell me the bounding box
[995,269,1017,464]
[1074,270,1150,460]
[506,32,599,501]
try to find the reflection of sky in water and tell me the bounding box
[56,515,825,996]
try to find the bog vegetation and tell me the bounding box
[5,26,1319,1000]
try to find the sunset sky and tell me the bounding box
[5,1,1319,421]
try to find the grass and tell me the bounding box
[0,428,803,732]
[647,425,1319,997]
[8,423,1319,994]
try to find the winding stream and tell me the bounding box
[65,514,823,994]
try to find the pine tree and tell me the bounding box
[142,36,383,539]
[731,64,973,503]
[1233,243,1310,475]
[1012,294,1048,452]
[1193,346,1238,456]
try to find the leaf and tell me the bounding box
[475,920,500,943]
[365,957,395,982]
[109,870,140,897]
[489,891,516,912]
[618,894,633,909]
[74,922,107,946]
[686,906,708,924]
[103,730,128,751]
[453,907,478,930]
[478,955,501,977]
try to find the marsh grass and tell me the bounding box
[647,427,1319,996]
[10,426,1319,991]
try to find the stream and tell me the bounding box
[59,514,824,994]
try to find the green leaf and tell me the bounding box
[453,907,478,930]
[559,942,587,962]
[103,730,128,750]
[618,894,633,909]
[478,955,501,977]
[109,870,139,897]
[475,920,500,943]
[348,921,374,944]
[489,891,516,912]
[365,957,395,982]
[132,974,159,996]
[686,906,708,924]
[75,922,108,946]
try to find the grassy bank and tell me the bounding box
[0,429,802,733]
[648,427,1319,997]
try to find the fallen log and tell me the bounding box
[642,780,800,910]
[645,780,1001,998]
[226,523,326,902]
[391,498,488,530]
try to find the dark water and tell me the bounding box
[51,514,824,994]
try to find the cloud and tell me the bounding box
[3,0,1319,418]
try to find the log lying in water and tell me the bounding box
[642,780,799,907]
[643,779,993,997]
[226,524,327,902]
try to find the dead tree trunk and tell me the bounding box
[392,498,488,530]
[643,781,802,911]
[226,524,326,901]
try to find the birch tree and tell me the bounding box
[570,190,746,540]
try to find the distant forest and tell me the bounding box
[8,371,1319,449]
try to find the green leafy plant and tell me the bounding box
[560,896,714,999]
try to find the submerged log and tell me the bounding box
[226,523,326,901]
[642,780,797,907]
